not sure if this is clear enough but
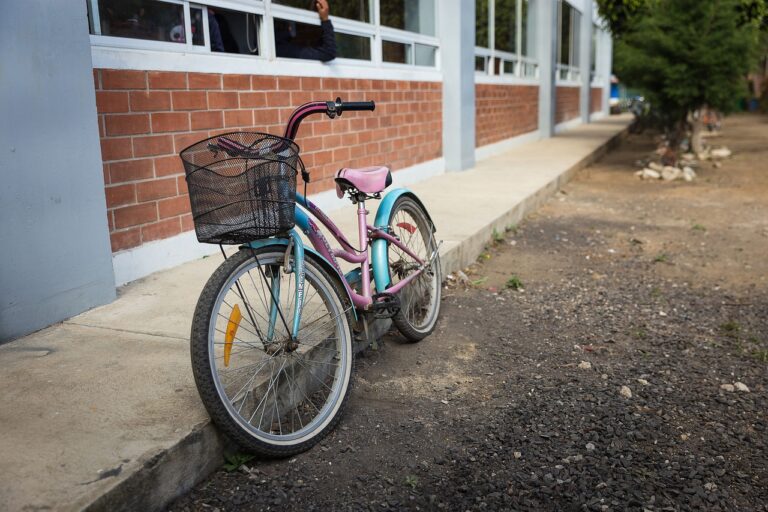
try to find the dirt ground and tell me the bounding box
[169,114,768,512]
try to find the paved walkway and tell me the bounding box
[0,115,630,512]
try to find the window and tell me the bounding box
[88,0,263,55]
[272,0,371,23]
[556,0,581,82]
[475,0,537,79]
[88,0,440,70]
[380,0,435,36]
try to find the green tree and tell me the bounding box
[598,0,762,156]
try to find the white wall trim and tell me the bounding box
[589,111,607,122]
[554,116,583,134]
[475,129,541,161]
[112,156,445,285]
[474,74,540,86]
[91,45,443,82]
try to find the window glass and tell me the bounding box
[95,0,187,43]
[210,7,260,54]
[591,25,598,73]
[494,0,516,54]
[475,55,486,72]
[383,40,411,64]
[272,0,371,23]
[414,44,436,66]
[502,60,515,74]
[335,31,371,60]
[476,0,489,48]
[191,7,204,46]
[380,0,435,36]
[558,0,571,66]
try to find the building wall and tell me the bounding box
[555,85,581,124]
[95,69,442,252]
[0,0,115,342]
[590,87,603,113]
[475,84,539,147]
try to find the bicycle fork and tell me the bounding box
[266,230,305,345]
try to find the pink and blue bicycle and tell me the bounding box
[180,98,441,457]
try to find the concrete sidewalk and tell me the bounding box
[0,115,630,512]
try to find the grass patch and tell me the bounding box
[505,275,524,290]
[223,453,254,472]
[471,276,488,286]
[653,253,669,263]
[692,223,707,232]
[492,229,504,244]
[720,321,740,333]
[505,223,518,234]
[404,475,419,489]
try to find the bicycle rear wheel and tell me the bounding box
[191,248,353,457]
[382,196,442,341]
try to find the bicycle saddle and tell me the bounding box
[334,166,392,198]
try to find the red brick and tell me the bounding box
[173,132,203,153]
[190,111,223,130]
[301,77,321,90]
[223,74,251,90]
[113,203,157,229]
[107,211,114,231]
[133,135,173,157]
[207,91,238,109]
[277,76,301,90]
[251,75,276,90]
[93,69,100,90]
[110,158,154,183]
[158,195,190,218]
[100,137,133,161]
[136,177,177,202]
[172,91,207,110]
[177,175,189,195]
[102,69,146,90]
[253,109,280,125]
[148,71,187,89]
[130,91,171,112]
[180,213,194,232]
[265,91,291,107]
[188,73,221,89]
[105,114,150,136]
[110,228,141,252]
[224,110,253,127]
[239,92,267,108]
[102,163,110,185]
[151,112,190,133]
[105,184,136,208]
[154,155,184,176]
[96,91,129,113]
[141,217,182,242]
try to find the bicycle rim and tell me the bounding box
[206,251,352,446]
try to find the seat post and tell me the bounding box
[357,199,372,299]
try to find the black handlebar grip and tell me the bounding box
[341,101,376,112]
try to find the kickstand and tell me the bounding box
[363,316,379,351]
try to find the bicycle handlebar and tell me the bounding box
[283,97,375,140]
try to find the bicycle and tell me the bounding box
[180,98,442,457]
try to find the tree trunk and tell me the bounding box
[690,110,704,155]
[663,114,689,166]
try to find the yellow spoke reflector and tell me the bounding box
[224,305,242,367]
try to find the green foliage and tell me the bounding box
[595,0,650,36]
[615,0,759,131]
[223,452,254,472]
[492,228,504,243]
[505,275,524,290]
[404,474,419,489]
[653,253,669,263]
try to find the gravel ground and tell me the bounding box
[169,114,768,512]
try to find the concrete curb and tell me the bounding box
[83,124,627,512]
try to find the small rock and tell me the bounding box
[513,451,522,459]
[711,147,732,159]
[636,168,661,180]
[734,382,750,392]
[661,166,682,181]
[456,270,470,284]
[720,383,735,392]
[586,442,596,451]
[577,361,592,370]
[620,386,633,398]
[648,162,664,171]
[682,166,697,182]
[682,153,696,161]
[637,378,649,386]
[704,482,718,492]
[680,433,689,441]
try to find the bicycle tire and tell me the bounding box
[382,196,442,341]
[191,247,354,457]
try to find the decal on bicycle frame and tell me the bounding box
[396,222,417,235]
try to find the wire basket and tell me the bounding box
[180,132,299,245]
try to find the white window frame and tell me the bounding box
[88,0,441,82]
[474,0,539,85]
[555,0,581,86]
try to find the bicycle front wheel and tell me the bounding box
[383,196,442,341]
[191,248,354,457]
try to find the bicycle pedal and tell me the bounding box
[371,293,400,319]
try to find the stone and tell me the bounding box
[637,378,649,386]
[661,166,682,181]
[720,383,735,392]
[682,166,697,182]
[586,442,596,451]
[578,361,592,370]
[710,147,732,159]
[734,382,750,392]
[648,162,664,171]
[620,386,632,398]
[636,168,661,180]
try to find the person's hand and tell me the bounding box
[316,0,330,21]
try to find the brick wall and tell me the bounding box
[590,87,603,113]
[555,86,580,124]
[475,84,538,147]
[94,69,442,252]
